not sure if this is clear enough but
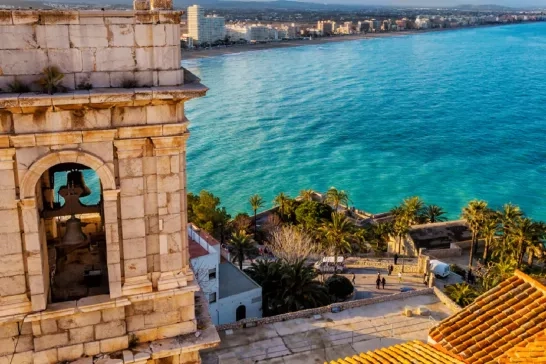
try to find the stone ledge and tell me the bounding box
[25,295,131,322]
[127,279,199,303]
[0,85,208,110]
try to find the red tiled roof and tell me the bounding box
[189,239,209,259]
[429,270,546,364]
[498,330,546,363]
[326,340,465,364]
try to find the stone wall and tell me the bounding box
[215,288,435,331]
[345,257,420,273]
[432,287,462,313]
[0,9,183,91]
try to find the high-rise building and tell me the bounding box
[187,5,226,45]
[317,20,336,35]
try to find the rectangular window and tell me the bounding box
[209,292,217,303]
[208,268,216,280]
[251,296,261,304]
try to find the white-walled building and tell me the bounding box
[189,224,262,325]
[226,24,278,42]
[187,5,226,45]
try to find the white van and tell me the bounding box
[429,260,451,278]
[314,256,345,273]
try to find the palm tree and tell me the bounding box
[245,260,284,316]
[462,200,488,268]
[319,212,353,266]
[421,205,447,223]
[500,203,523,249]
[445,283,478,307]
[508,218,535,268]
[273,192,291,221]
[325,187,349,211]
[249,194,264,239]
[280,259,330,313]
[527,221,546,266]
[299,189,315,202]
[227,230,257,270]
[393,217,410,254]
[480,211,500,263]
[401,196,425,224]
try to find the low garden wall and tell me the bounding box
[433,287,462,313]
[345,257,420,273]
[216,288,434,331]
[422,246,462,259]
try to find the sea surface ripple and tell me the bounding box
[182,23,546,220]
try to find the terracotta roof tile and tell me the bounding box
[326,341,464,364]
[429,270,546,363]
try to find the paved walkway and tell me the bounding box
[202,293,454,364]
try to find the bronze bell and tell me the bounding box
[66,170,91,198]
[61,215,87,247]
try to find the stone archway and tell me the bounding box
[18,150,122,311]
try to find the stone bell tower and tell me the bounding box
[0,1,219,363]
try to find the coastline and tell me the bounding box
[181,22,534,61]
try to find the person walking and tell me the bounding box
[376,276,381,289]
[398,271,402,283]
[381,277,386,289]
[388,265,393,275]
[352,273,356,285]
[394,253,399,265]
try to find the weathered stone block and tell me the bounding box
[158,69,183,86]
[83,341,100,356]
[0,274,26,296]
[69,325,94,344]
[180,305,196,322]
[57,343,84,362]
[0,50,48,75]
[146,104,176,124]
[121,218,146,239]
[29,274,45,294]
[101,307,125,323]
[0,25,37,50]
[157,321,195,339]
[134,70,154,87]
[126,314,145,332]
[69,25,108,48]
[33,349,58,364]
[36,25,70,49]
[132,328,157,343]
[120,177,145,197]
[124,257,148,277]
[0,189,17,210]
[41,11,79,25]
[143,310,179,328]
[123,237,147,260]
[134,24,153,47]
[151,0,173,10]
[108,24,135,47]
[112,106,147,126]
[0,252,25,277]
[134,47,153,71]
[96,48,136,72]
[153,46,180,70]
[48,48,83,73]
[118,158,143,178]
[0,351,33,364]
[0,233,22,255]
[95,320,126,340]
[0,322,19,339]
[40,319,58,335]
[12,11,39,25]
[76,72,110,88]
[99,335,128,353]
[165,24,180,46]
[57,311,101,330]
[34,332,68,351]
[126,300,153,316]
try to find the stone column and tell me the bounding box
[152,135,189,290]
[114,139,153,296]
[103,189,123,299]
[19,198,47,311]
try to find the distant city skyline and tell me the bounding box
[30,0,546,7]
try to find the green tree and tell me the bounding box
[230,213,252,234]
[462,200,488,267]
[299,189,315,202]
[273,192,291,221]
[400,196,425,224]
[480,210,500,263]
[526,221,546,266]
[227,230,258,270]
[280,260,330,313]
[325,187,349,211]
[187,190,231,239]
[245,260,284,316]
[445,283,478,307]
[319,212,353,266]
[295,200,333,230]
[325,275,354,301]
[420,205,447,223]
[249,194,265,239]
[509,218,536,268]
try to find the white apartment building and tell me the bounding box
[187,5,226,45]
[226,24,277,42]
[189,224,262,325]
[415,16,431,29]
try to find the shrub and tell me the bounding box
[325,275,354,301]
[37,66,64,94]
[76,80,93,90]
[8,79,31,93]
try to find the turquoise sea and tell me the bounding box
[182,23,546,220]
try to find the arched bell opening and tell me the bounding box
[38,162,109,303]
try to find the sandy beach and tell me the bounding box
[181,31,418,60]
